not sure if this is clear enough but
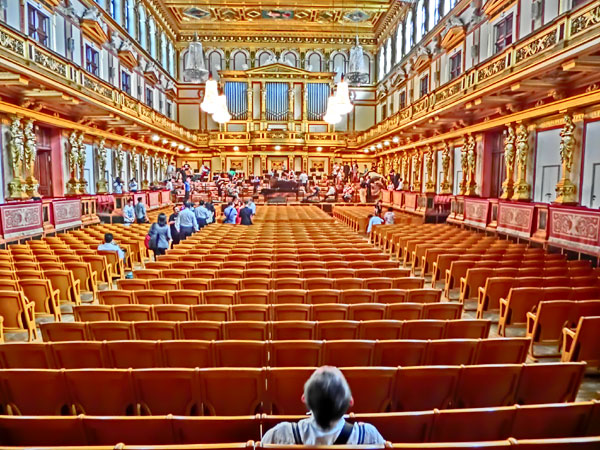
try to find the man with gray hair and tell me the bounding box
[261,366,385,445]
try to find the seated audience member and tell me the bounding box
[261,366,384,445]
[134,198,148,224]
[342,184,354,202]
[223,201,238,224]
[98,233,125,261]
[177,201,198,239]
[239,201,254,225]
[384,207,395,225]
[366,213,384,233]
[123,198,135,225]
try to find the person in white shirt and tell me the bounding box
[366,214,384,234]
[324,184,337,201]
[384,207,395,225]
[122,199,135,225]
[261,366,385,445]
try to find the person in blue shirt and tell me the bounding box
[183,176,191,202]
[177,201,198,239]
[134,198,147,224]
[129,178,138,192]
[97,233,125,260]
[194,200,211,229]
[223,201,238,224]
[366,213,384,234]
[122,198,135,225]
[113,177,124,194]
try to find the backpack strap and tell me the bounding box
[333,421,354,445]
[291,423,302,445]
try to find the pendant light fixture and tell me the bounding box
[335,75,353,114]
[201,74,219,114]
[182,34,209,82]
[323,91,342,124]
[212,88,231,124]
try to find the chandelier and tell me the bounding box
[200,75,219,114]
[347,35,369,85]
[212,89,232,124]
[323,93,342,124]
[182,37,209,83]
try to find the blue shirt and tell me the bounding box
[223,206,237,224]
[178,208,198,231]
[98,242,125,260]
[248,201,256,215]
[195,205,211,221]
[367,216,384,233]
[129,181,138,192]
[184,181,191,192]
[123,205,135,223]
[134,202,146,219]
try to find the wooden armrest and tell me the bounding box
[73,279,81,293]
[526,312,536,336]
[561,327,577,356]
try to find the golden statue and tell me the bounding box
[77,132,88,194]
[425,147,436,193]
[466,135,477,196]
[440,141,452,194]
[7,117,28,199]
[459,137,469,195]
[500,124,516,199]
[412,152,422,192]
[555,113,578,204]
[114,144,124,175]
[96,138,108,193]
[141,151,150,190]
[66,131,80,195]
[512,123,531,201]
[402,154,409,188]
[23,120,40,198]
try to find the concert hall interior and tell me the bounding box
[0,0,599,448]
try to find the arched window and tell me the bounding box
[404,12,413,54]
[385,38,392,73]
[161,33,168,69]
[257,50,275,67]
[149,18,157,58]
[306,52,323,72]
[281,51,298,67]
[416,0,426,41]
[123,0,132,33]
[429,0,440,28]
[138,7,147,49]
[206,49,223,76]
[331,52,347,75]
[231,50,249,70]
[395,23,403,63]
[378,48,385,81]
[168,42,175,77]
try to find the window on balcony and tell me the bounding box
[419,75,429,98]
[166,101,172,118]
[121,71,131,95]
[124,0,131,31]
[85,45,99,76]
[145,87,153,108]
[399,91,406,109]
[28,5,49,47]
[449,51,462,80]
[494,13,513,54]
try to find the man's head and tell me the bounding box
[302,366,353,430]
[127,199,133,206]
[184,201,191,208]
[104,233,114,244]
[199,200,205,206]
[388,207,393,212]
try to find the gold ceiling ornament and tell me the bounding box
[500,124,516,199]
[7,116,28,200]
[96,138,108,194]
[512,123,531,201]
[555,113,578,204]
[23,119,40,198]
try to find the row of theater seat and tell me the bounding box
[0,363,585,416]
[0,338,532,369]
[1,401,598,446]
[116,278,427,293]
[74,302,463,323]
[98,287,441,306]
[40,319,492,342]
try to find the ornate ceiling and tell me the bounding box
[155,0,401,40]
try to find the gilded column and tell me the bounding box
[7,117,27,199]
[459,137,469,195]
[500,124,516,199]
[425,146,436,193]
[247,81,253,130]
[96,138,108,193]
[260,83,266,122]
[141,151,150,190]
[466,135,477,196]
[66,131,80,195]
[23,119,40,198]
[402,153,409,189]
[77,133,88,194]
[440,141,452,194]
[555,113,578,204]
[512,123,531,200]
[288,154,294,172]
[247,155,253,175]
